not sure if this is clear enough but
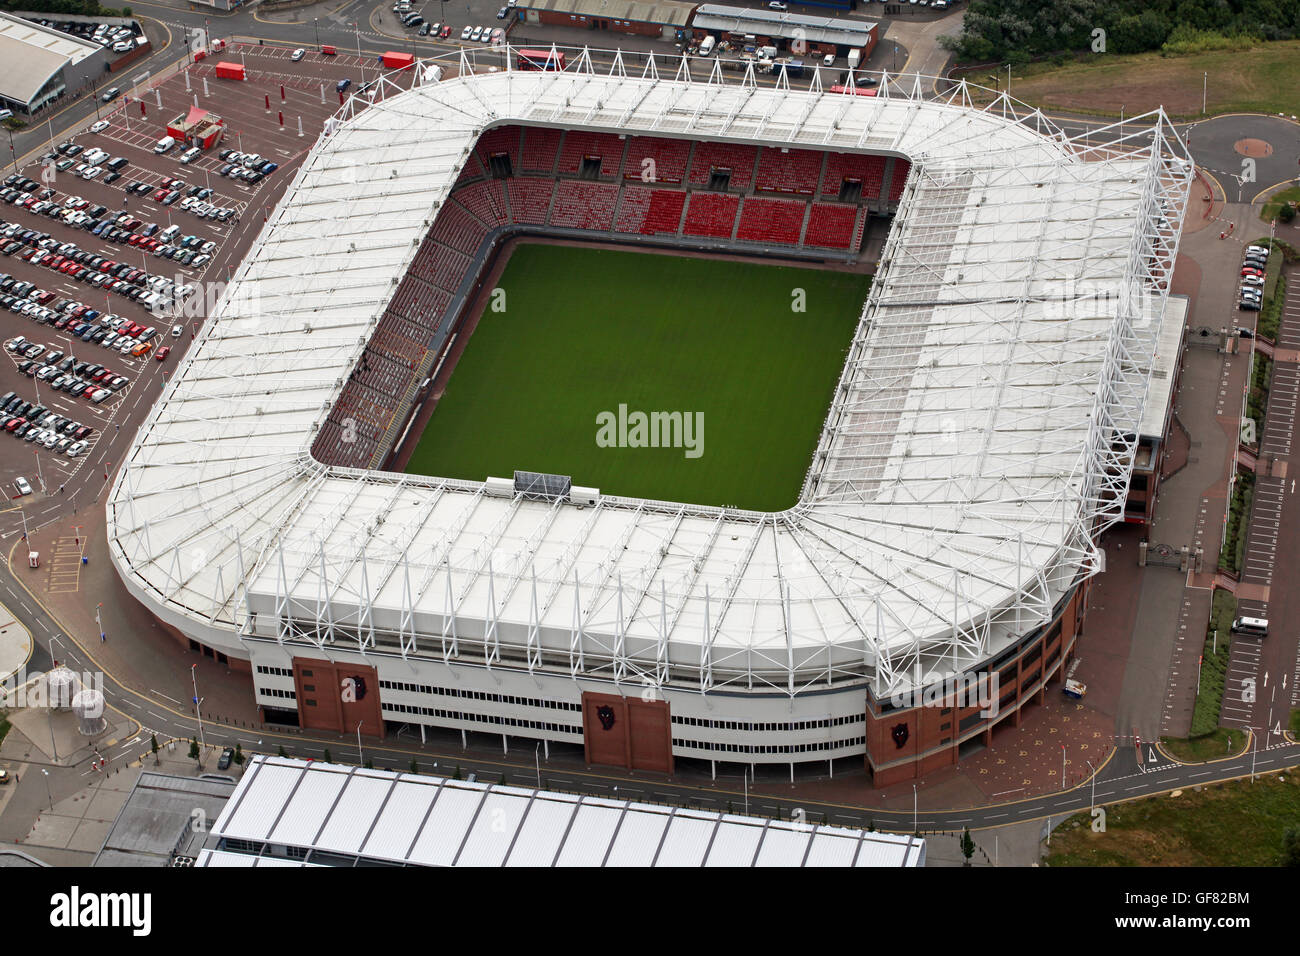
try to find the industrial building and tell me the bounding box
[0,12,110,115]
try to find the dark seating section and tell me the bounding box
[313,125,901,469]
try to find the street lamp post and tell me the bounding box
[1202,71,1207,115]
[40,768,53,810]
[912,783,918,833]
[356,720,364,765]
[190,663,206,766]
[534,742,541,788]
[314,18,320,51]
[1086,759,1096,813]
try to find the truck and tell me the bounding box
[847,49,861,70]
[699,35,716,55]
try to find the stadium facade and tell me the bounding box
[107,50,1191,786]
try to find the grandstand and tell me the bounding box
[106,51,1191,786]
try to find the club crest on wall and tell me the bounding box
[596,704,616,731]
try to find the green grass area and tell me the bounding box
[1188,589,1235,738]
[953,40,1300,119]
[1046,771,1300,866]
[1291,708,1300,738]
[1246,351,1272,453]
[1218,473,1254,575]
[0,713,9,748]
[406,244,870,511]
[1248,237,1296,343]
[1161,728,1247,763]
[1260,186,1300,224]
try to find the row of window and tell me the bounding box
[256,665,293,678]
[377,680,583,712]
[672,736,868,755]
[259,688,296,701]
[672,714,865,733]
[381,702,581,736]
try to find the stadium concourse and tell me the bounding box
[106,49,1191,787]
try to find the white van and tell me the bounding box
[153,136,176,154]
[160,224,180,242]
[1230,616,1268,637]
[83,148,108,165]
[699,35,716,55]
[179,146,201,164]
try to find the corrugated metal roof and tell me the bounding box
[693,4,876,45]
[520,0,695,27]
[0,12,100,106]
[204,756,924,866]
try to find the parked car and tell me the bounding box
[291,48,305,62]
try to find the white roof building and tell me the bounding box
[0,13,103,112]
[198,756,925,866]
[106,51,1190,706]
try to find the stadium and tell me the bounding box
[106,49,1191,786]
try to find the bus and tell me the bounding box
[829,84,877,97]
[517,49,566,71]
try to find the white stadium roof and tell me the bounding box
[107,50,1191,698]
[198,756,925,866]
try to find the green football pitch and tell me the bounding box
[404,243,870,511]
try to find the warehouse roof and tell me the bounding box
[0,12,99,107]
[518,0,696,27]
[200,756,925,866]
[692,4,877,46]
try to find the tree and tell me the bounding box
[409,758,419,774]
[322,748,332,763]
[1284,826,1300,867]
[233,742,243,765]
[277,744,287,757]
[150,734,159,766]
[364,759,374,769]
[452,764,463,780]
[498,772,507,786]
[188,737,199,760]
[1279,204,1296,224]
[960,827,976,865]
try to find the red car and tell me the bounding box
[155,346,170,361]
[152,188,169,202]
[81,384,98,398]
